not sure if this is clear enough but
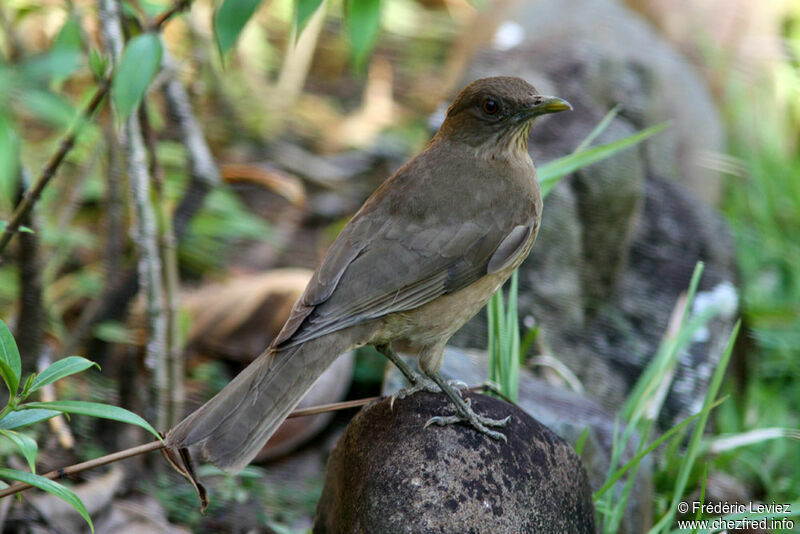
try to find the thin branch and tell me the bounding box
[0,81,110,257]
[161,47,221,239]
[149,0,191,32]
[99,0,168,430]
[0,394,390,499]
[15,168,44,373]
[139,97,183,429]
[0,386,489,499]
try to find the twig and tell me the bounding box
[0,394,389,499]
[14,168,44,372]
[100,0,169,431]
[149,0,191,32]
[140,96,184,429]
[161,48,221,240]
[0,80,110,257]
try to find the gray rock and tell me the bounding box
[314,392,596,534]
[384,346,653,534]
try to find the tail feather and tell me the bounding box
[166,327,364,473]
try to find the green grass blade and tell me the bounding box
[539,121,670,197]
[649,321,741,533]
[574,104,621,153]
[594,397,726,501]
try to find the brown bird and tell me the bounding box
[167,76,571,472]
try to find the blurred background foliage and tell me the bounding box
[0,0,799,531]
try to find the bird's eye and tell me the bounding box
[482,98,499,115]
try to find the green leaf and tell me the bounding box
[214,0,263,58]
[53,15,83,52]
[89,48,109,80]
[20,400,161,439]
[345,0,382,70]
[0,114,20,208]
[0,429,38,472]
[20,89,76,128]
[111,33,163,121]
[0,221,34,233]
[538,121,670,197]
[20,49,85,83]
[0,408,61,430]
[93,321,136,345]
[0,467,93,532]
[295,0,324,34]
[30,356,98,394]
[20,373,36,398]
[0,319,21,395]
[51,14,83,81]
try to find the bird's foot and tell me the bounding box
[424,396,510,442]
[390,375,441,409]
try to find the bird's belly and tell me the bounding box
[381,270,511,348]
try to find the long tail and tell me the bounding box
[166,327,363,473]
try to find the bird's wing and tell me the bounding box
[274,187,535,348]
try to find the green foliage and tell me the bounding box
[214,0,264,58]
[0,319,22,395]
[538,120,670,197]
[345,0,382,70]
[295,0,325,34]
[0,409,62,430]
[486,271,520,401]
[713,12,800,509]
[51,14,84,83]
[0,113,20,207]
[29,356,98,393]
[649,321,739,532]
[0,467,93,531]
[0,320,160,533]
[111,33,163,121]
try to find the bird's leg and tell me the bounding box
[424,371,510,442]
[376,344,441,407]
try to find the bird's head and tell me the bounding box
[437,76,571,158]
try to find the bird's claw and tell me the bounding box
[389,376,441,410]
[446,378,469,390]
[424,406,511,442]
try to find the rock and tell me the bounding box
[384,346,653,534]
[314,391,596,533]
[449,0,738,425]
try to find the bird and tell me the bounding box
[166,76,571,473]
